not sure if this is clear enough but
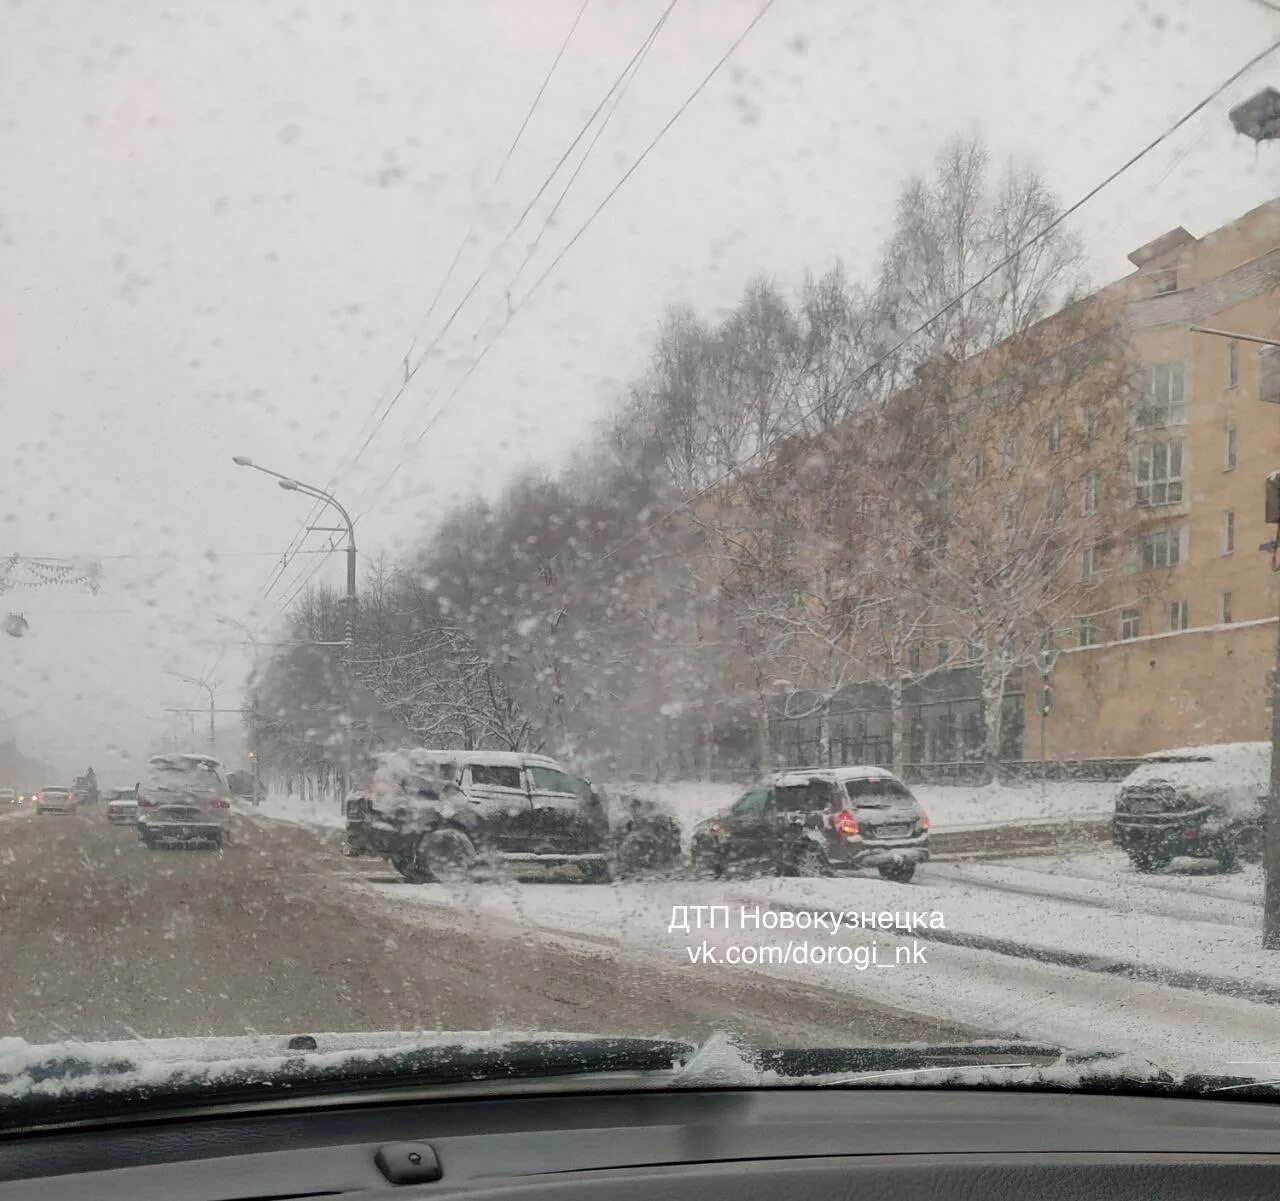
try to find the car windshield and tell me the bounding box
[6,0,1280,1124]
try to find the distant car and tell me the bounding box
[0,789,17,805]
[106,788,139,825]
[139,801,224,850]
[690,766,930,883]
[1112,741,1267,873]
[35,787,75,815]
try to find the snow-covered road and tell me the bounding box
[352,847,1280,1075]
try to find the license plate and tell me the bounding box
[876,823,911,838]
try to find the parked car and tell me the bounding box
[690,766,930,883]
[1112,741,1267,872]
[35,787,75,815]
[140,801,224,850]
[0,788,17,805]
[344,748,610,884]
[106,787,139,825]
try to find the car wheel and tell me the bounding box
[690,847,723,880]
[1230,825,1264,866]
[421,827,477,884]
[877,860,917,884]
[1129,851,1171,873]
[390,846,433,884]
[791,845,831,878]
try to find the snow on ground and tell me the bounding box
[611,778,1112,837]
[930,850,1261,928]
[243,789,344,830]
[356,870,1280,1074]
[913,781,1111,831]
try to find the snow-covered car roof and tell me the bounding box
[1121,741,1268,818]
[385,747,566,770]
[774,764,905,785]
[148,752,224,769]
[1140,740,1269,763]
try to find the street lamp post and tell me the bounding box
[1035,644,1060,806]
[216,615,263,803]
[232,456,358,802]
[168,671,216,749]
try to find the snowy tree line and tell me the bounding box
[253,137,1141,784]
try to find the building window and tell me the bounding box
[907,645,921,673]
[1045,481,1065,519]
[1228,342,1239,389]
[1135,438,1184,506]
[1137,526,1183,571]
[1169,600,1189,632]
[1120,608,1140,641]
[1222,510,1235,554]
[1083,405,1100,442]
[936,640,951,668]
[962,639,981,663]
[1263,347,1280,405]
[1221,591,1233,624]
[1224,424,1237,471]
[1082,469,1100,516]
[1046,419,1060,454]
[1136,362,1186,427]
[1081,544,1099,580]
[1078,616,1100,647]
[1149,268,1178,296]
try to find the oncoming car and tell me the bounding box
[691,766,930,882]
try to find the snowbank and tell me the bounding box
[244,789,344,830]
[914,781,1112,832]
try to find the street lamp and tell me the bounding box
[231,456,357,648]
[233,455,358,805]
[167,670,216,749]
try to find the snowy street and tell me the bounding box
[5,794,1277,1078]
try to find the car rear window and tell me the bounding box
[774,781,840,812]
[843,778,913,802]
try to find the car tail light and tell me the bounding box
[919,807,930,832]
[831,809,859,839]
[139,797,153,808]
[211,797,231,809]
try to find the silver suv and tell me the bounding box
[136,754,231,851]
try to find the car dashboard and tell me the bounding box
[2,1084,1279,1200]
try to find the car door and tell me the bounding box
[463,762,530,820]
[722,786,775,871]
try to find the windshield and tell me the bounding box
[5,0,1280,1124]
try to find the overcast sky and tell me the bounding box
[2,0,1278,777]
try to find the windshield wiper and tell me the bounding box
[0,1034,695,1130]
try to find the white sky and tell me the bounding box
[2,0,1278,776]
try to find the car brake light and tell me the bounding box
[919,807,930,832]
[212,797,230,809]
[832,809,859,839]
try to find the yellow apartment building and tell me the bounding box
[1040,196,1280,758]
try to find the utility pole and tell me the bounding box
[1191,323,1280,949]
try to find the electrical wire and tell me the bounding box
[594,31,1280,564]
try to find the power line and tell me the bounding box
[351,0,766,531]
[334,0,682,492]
[269,2,688,610]
[595,29,1280,564]
[252,2,597,610]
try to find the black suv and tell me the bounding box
[689,767,930,883]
